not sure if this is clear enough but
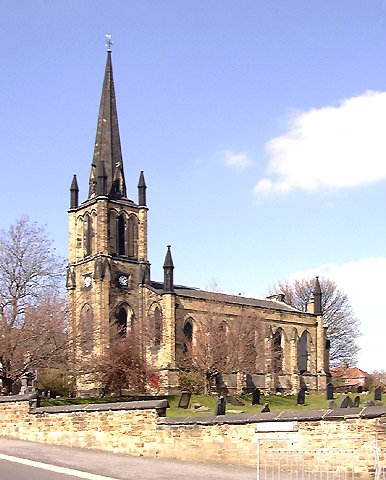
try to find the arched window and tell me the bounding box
[84,214,92,257]
[114,304,135,339]
[117,305,128,338]
[127,215,138,258]
[298,331,309,373]
[80,304,93,354]
[273,329,283,373]
[117,214,126,256]
[183,319,193,353]
[154,307,162,347]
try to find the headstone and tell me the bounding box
[226,393,244,406]
[261,403,270,413]
[245,374,255,390]
[215,396,226,416]
[215,373,223,388]
[297,388,306,405]
[178,391,191,409]
[252,388,261,405]
[326,383,334,400]
[353,395,360,407]
[329,400,337,410]
[374,386,382,402]
[339,395,353,408]
[357,385,363,394]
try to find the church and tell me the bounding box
[66,48,329,396]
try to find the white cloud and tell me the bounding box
[223,150,253,169]
[287,257,386,372]
[255,91,386,194]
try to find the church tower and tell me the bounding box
[67,47,150,394]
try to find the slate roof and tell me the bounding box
[149,281,304,314]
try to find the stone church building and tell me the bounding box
[67,49,329,396]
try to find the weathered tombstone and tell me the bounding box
[178,391,191,409]
[357,385,363,394]
[215,373,223,388]
[215,396,226,416]
[245,374,255,391]
[297,388,306,405]
[374,386,382,402]
[252,388,261,405]
[353,395,360,407]
[261,403,270,413]
[329,400,337,410]
[339,395,353,408]
[326,383,334,400]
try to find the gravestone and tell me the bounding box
[329,400,337,410]
[226,393,244,406]
[339,395,353,408]
[245,374,255,391]
[215,396,226,416]
[252,388,261,405]
[357,385,363,394]
[178,391,191,409]
[374,386,382,402]
[261,403,270,413]
[297,388,306,405]
[326,383,334,400]
[353,395,360,407]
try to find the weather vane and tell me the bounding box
[105,34,113,51]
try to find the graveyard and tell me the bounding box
[40,387,384,418]
[0,387,384,477]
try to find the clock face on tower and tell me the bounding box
[84,275,92,288]
[118,275,129,287]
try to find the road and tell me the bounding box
[0,436,257,480]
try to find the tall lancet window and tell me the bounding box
[80,304,93,355]
[298,331,310,374]
[117,305,127,338]
[128,215,138,258]
[84,214,93,257]
[117,214,126,256]
[154,307,162,347]
[273,329,283,373]
[183,319,193,353]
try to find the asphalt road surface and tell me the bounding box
[0,436,257,480]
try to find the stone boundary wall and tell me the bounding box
[0,396,384,478]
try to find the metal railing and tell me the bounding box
[255,435,385,479]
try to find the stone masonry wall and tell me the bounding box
[0,396,384,478]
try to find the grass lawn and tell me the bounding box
[166,393,334,417]
[41,392,364,418]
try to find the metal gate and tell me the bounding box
[255,435,385,480]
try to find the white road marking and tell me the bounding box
[0,453,120,480]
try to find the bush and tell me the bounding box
[178,370,205,394]
[35,367,70,397]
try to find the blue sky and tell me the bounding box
[2,1,386,372]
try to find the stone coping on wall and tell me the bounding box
[0,395,169,415]
[159,405,386,426]
[31,399,170,415]
[0,394,33,403]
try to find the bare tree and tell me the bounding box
[182,297,257,394]
[0,217,66,390]
[269,277,361,367]
[96,323,151,396]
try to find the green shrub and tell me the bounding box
[178,370,205,394]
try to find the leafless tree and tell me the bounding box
[0,217,66,390]
[96,322,151,396]
[182,297,257,394]
[269,277,361,367]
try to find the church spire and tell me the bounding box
[89,47,127,199]
[163,245,174,293]
[313,276,322,315]
[138,171,147,206]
